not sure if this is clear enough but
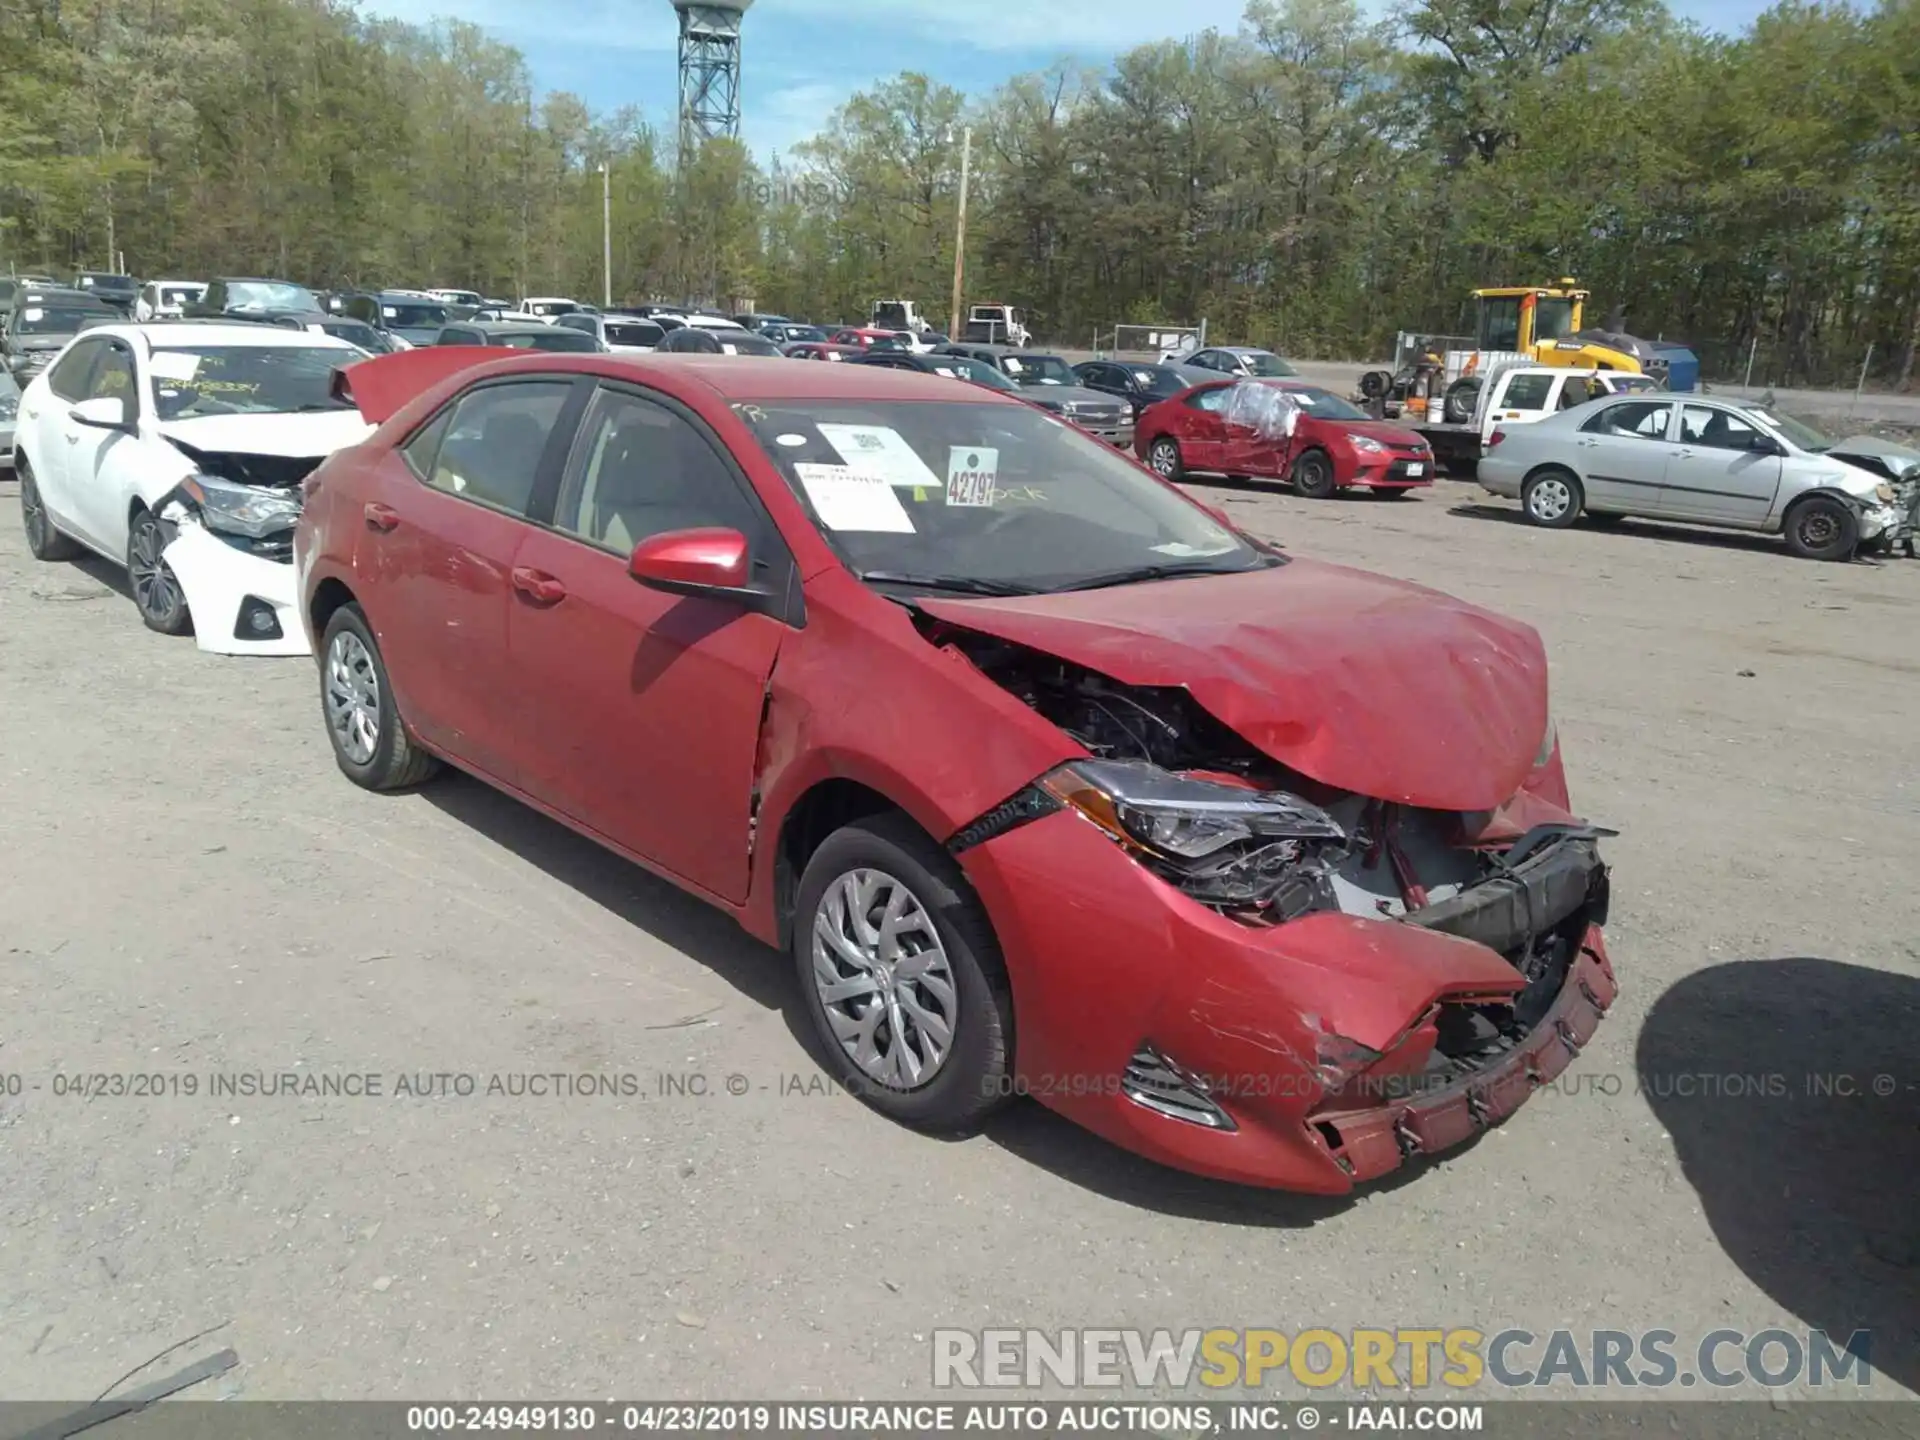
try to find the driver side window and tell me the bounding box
[47,339,105,403]
[88,343,137,410]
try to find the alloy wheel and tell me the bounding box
[21,471,47,550]
[810,868,958,1091]
[326,630,382,765]
[129,516,184,626]
[1149,440,1180,477]
[1529,477,1573,522]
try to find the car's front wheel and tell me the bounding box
[1291,449,1337,499]
[1783,494,1859,562]
[1521,468,1583,528]
[127,509,193,634]
[1147,437,1183,479]
[319,603,441,790]
[793,814,1013,1132]
[19,457,79,561]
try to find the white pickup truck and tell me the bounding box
[1401,364,1663,471]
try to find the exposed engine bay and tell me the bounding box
[932,621,1613,1091]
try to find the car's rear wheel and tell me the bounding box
[1291,449,1337,499]
[1521,468,1583,528]
[319,603,440,790]
[793,814,1012,1132]
[1147,437,1183,479]
[19,457,79,561]
[1783,494,1858,562]
[127,509,193,634]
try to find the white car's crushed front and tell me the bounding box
[151,410,372,656]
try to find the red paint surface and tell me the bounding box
[1135,378,1436,490]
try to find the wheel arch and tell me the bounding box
[771,777,929,951]
[308,576,360,644]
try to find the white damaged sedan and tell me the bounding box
[14,322,371,654]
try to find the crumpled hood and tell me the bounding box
[920,558,1549,811]
[159,410,373,459]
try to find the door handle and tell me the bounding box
[363,503,400,532]
[510,566,566,605]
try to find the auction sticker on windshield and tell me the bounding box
[947,447,997,507]
[150,351,201,381]
[818,423,943,489]
[794,462,916,533]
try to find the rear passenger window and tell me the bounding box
[1502,374,1555,410]
[425,382,572,517]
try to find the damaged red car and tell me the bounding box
[1136,378,1435,498]
[296,350,1615,1194]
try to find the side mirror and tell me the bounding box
[629,527,752,597]
[69,395,133,432]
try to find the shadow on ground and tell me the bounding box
[419,769,1473,1224]
[1637,957,1919,1393]
[1447,502,1901,566]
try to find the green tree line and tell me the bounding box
[3,0,1917,386]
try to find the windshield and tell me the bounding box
[79,274,136,294]
[783,325,826,343]
[148,344,353,418]
[1754,410,1832,453]
[1534,298,1578,341]
[1136,368,1189,397]
[159,286,203,306]
[1001,354,1075,386]
[527,301,579,317]
[226,281,321,312]
[1286,385,1367,420]
[498,329,599,352]
[606,321,663,347]
[738,399,1274,592]
[15,305,108,337]
[382,302,449,329]
[933,358,1019,392]
[320,320,383,351]
[1238,352,1297,377]
[715,332,782,356]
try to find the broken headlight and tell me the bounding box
[179,473,303,538]
[1040,759,1343,859]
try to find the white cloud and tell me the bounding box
[770,0,1253,52]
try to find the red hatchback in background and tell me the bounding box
[1137,378,1436,498]
[296,349,1613,1194]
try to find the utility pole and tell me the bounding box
[601,163,613,308]
[948,126,971,342]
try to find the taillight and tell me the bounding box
[1487,429,1506,447]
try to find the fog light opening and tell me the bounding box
[235,597,283,640]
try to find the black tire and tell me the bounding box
[1783,494,1859,562]
[793,813,1013,1133]
[318,603,441,790]
[1291,449,1337,499]
[1443,377,1482,425]
[19,456,79,561]
[126,508,193,635]
[1521,468,1583,529]
[1146,437,1184,480]
[1358,369,1392,399]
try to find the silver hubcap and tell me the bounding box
[326,631,382,765]
[811,869,958,1090]
[1530,478,1573,520]
[1151,443,1178,476]
[129,519,180,619]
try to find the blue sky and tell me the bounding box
[362,0,1776,164]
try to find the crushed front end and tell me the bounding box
[154,448,322,656]
[937,625,1616,1192]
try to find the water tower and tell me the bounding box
[671,0,752,155]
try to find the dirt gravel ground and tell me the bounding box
[0,467,1914,1404]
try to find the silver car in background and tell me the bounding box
[1477,393,1906,561]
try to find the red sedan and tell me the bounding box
[785,341,863,362]
[1137,378,1436,498]
[297,349,1614,1193]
